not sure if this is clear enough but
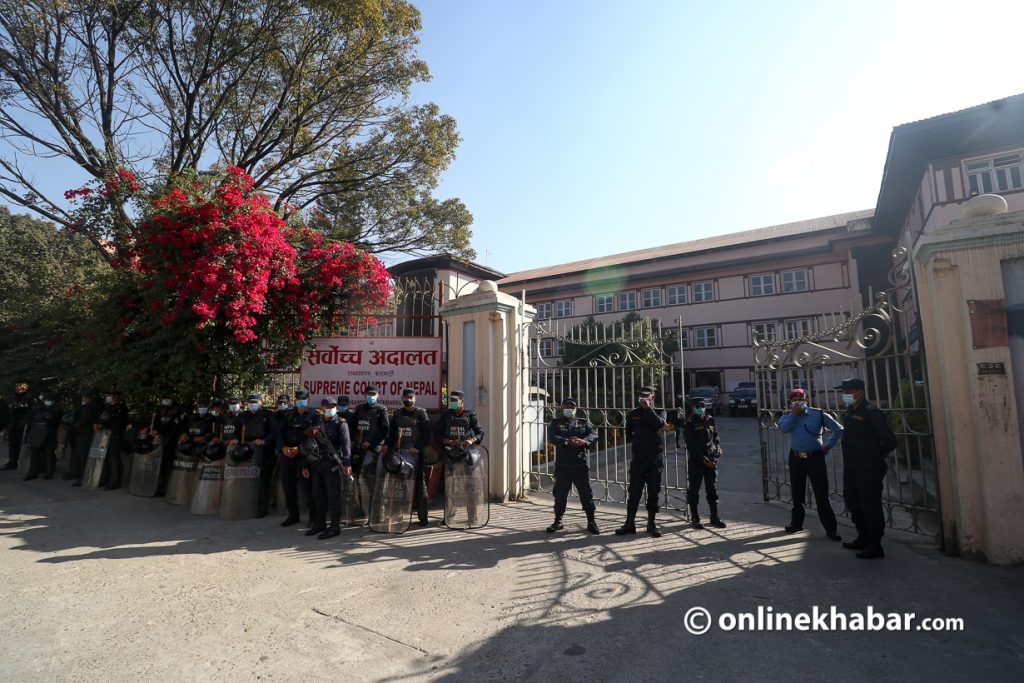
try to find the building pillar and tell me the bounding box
[439,281,536,501]
[913,199,1024,564]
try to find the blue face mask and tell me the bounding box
[338,406,348,413]
[366,395,378,406]
[695,407,706,416]
[449,400,461,410]
[295,399,308,409]
[562,409,576,419]
[198,407,209,415]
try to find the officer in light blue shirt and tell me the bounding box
[778,387,843,540]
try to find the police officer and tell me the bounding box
[240,394,276,465]
[23,391,62,480]
[545,397,600,535]
[837,378,898,560]
[2,382,32,470]
[277,389,322,528]
[304,398,351,539]
[98,391,129,490]
[152,395,184,496]
[178,398,216,447]
[434,390,485,525]
[218,396,245,446]
[352,385,390,468]
[779,388,843,540]
[683,397,727,530]
[386,387,432,527]
[616,386,668,537]
[256,394,291,518]
[67,388,100,486]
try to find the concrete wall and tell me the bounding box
[913,204,1024,564]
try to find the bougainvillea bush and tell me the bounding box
[64,167,392,401]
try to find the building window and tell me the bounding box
[784,318,812,340]
[540,338,563,358]
[692,281,714,302]
[781,269,808,293]
[641,288,661,308]
[695,326,717,348]
[678,329,690,349]
[618,291,637,310]
[536,302,551,320]
[595,294,615,314]
[666,284,687,306]
[750,273,775,297]
[752,322,777,344]
[555,299,573,319]
[965,152,1024,196]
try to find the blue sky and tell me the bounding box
[408,0,1024,274]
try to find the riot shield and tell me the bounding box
[128,441,162,497]
[355,450,378,525]
[368,450,416,534]
[444,445,490,529]
[16,436,32,477]
[341,472,365,526]
[82,430,111,491]
[190,456,225,515]
[220,444,261,521]
[165,443,200,505]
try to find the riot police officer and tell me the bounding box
[546,397,600,534]
[98,391,129,490]
[305,398,351,538]
[277,389,323,528]
[434,390,485,526]
[2,382,32,470]
[683,398,727,530]
[386,387,432,527]
[178,398,216,447]
[218,396,245,446]
[615,386,668,538]
[837,378,898,560]
[152,395,184,496]
[67,389,100,486]
[352,385,390,470]
[257,394,291,518]
[24,391,62,480]
[240,393,276,463]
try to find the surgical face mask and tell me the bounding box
[366,395,378,406]
[403,399,414,408]
[449,400,461,410]
[841,394,855,407]
[228,403,241,413]
[248,402,260,412]
[105,396,114,404]
[562,408,576,419]
[791,401,807,410]
[295,399,308,409]
[161,399,172,407]
[198,407,209,415]
[44,400,54,407]
[339,405,348,413]
[695,407,706,416]
[81,399,89,405]
[324,408,337,418]
[277,403,288,411]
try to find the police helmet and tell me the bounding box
[384,452,404,475]
[177,441,193,456]
[299,438,320,463]
[231,443,255,464]
[203,441,226,461]
[133,434,155,453]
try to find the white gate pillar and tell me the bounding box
[440,281,536,501]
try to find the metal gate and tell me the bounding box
[754,245,941,538]
[523,316,691,510]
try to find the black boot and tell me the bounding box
[280,513,301,527]
[689,504,704,530]
[709,504,726,529]
[646,512,662,538]
[615,511,637,535]
[546,516,564,533]
[319,516,341,539]
[856,544,885,560]
[843,536,866,550]
[586,510,601,535]
[305,522,327,536]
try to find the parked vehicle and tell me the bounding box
[687,386,721,415]
[728,388,758,416]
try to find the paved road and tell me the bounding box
[1,427,1022,682]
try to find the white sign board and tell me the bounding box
[300,337,443,409]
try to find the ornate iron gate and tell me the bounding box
[754,246,941,538]
[523,316,691,510]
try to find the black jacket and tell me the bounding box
[840,400,898,468]
[389,406,432,452]
[626,406,666,456]
[547,415,598,466]
[683,414,720,461]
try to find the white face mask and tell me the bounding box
[562,408,576,419]
[791,401,807,410]
[324,408,337,418]
[841,394,855,407]
[248,402,260,412]
[228,403,241,413]
[161,399,172,406]
[105,396,114,404]
[277,403,288,411]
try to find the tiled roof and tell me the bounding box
[499,209,873,284]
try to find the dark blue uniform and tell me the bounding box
[278,407,323,524]
[352,402,390,469]
[4,388,31,468]
[98,399,129,489]
[625,405,667,518]
[312,415,350,532]
[154,403,184,495]
[841,399,897,554]
[683,413,722,525]
[24,401,62,479]
[547,415,598,519]
[389,405,432,524]
[69,400,100,483]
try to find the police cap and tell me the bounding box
[836,378,865,391]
